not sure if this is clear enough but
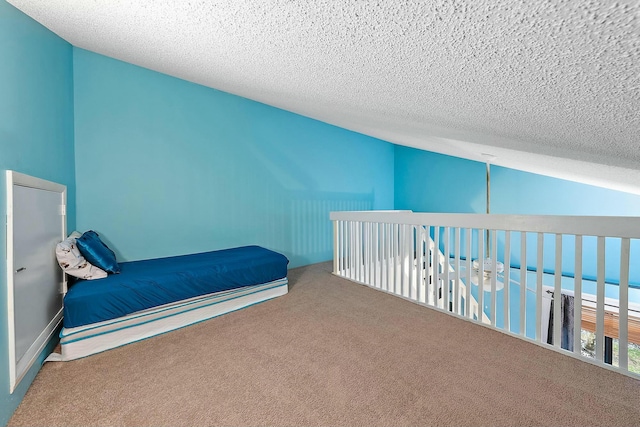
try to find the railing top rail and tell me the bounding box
[330,211,640,239]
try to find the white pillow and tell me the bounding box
[56,231,107,280]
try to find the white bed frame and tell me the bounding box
[50,278,288,361]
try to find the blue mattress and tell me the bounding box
[63,245,289,328]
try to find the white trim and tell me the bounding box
[9,171,67,193]
[6,170,66,394]
[330,211,640,239]
[6,172,15,393]
[14,310,62,388]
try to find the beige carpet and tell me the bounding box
[9,262,640,427]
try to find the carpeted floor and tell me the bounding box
[9,262,640,426]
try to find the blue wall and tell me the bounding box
[3,4,639,419]
[395,145,640,285]
[0,2,76,424]
[395,146,485,213]
[395,145,640,216]
[73,49,394,268]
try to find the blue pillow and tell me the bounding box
[76,230,120,274]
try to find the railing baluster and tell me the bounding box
[395,224,401,294]
[341,221,346,277]
[433,226,440,308]
[359,222,363,282]
[454,227,461,315]
[369,222,374,286]
[423,226,428,304]
[520,232,527,337]
[396,225,399,292]
[358,222,368,283]
[504,231,511,332]
[410,226,417,300]
[444,227,450,311]
[333,221,338,274]
[385,223,389,288]
[352,220,357,281]
[357,221,361,282]
[415,227,420,300]
[553,234,562,348]
[342,220,346,275]
[573,235,583,357]
[478,229,484,323]
[338,221,347,275]
[425,227,430,304]
[490,229,497,326]
[404,224,413,299]
[417,227,424,304]
[399,224,405,295]
[379,223,384,289]
[364,222,369,285]
[370,222,375,287]
[359,221,364,282]
[399,224,405,296]
[372,222,377,287]
[596,236,605,362]
[361,222,366,284]
[358,221,367,283]
[372,222,382,289]
[345,220,349,276]
[407,224,413,298]
[384,223,390,291]
[344,220,349,275]
[335,221,340,274]
[353,221,360,282]
[427,226,434,306]
[374,223,380,288]
[363,222,367,283]
[347,221,355,280]
[619,237,630,370]
[390,224,395,293]
[340,220,345,274]
[466,228,472,319]
[352,221,357,282]
[400,224,409,297]
[536,232,544,342]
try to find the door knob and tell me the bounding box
[15,267,26,273]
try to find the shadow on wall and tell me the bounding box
[288,190,373,267]
[73,50,393,269]
[81,126,378,268]
[92,186,374,269]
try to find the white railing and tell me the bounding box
[330,210,640,377]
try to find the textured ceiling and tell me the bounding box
[8,0,640,194]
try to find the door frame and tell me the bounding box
[6,171,66,393]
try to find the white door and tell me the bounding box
[7,171,66,393]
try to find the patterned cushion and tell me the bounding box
[56,231,107,280]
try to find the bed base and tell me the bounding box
[50,278,288,361]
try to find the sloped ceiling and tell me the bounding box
[8,0,640,194]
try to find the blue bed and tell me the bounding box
[56,245,289,360]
